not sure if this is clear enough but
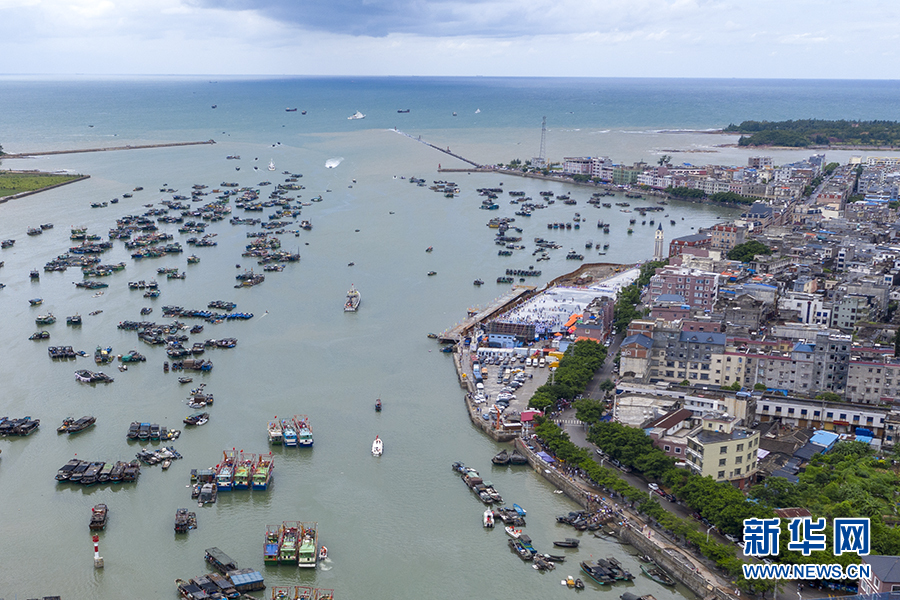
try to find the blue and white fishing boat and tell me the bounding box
[282,419,298,447]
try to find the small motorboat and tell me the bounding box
[513,503,526,517]
[372,435,383,456]
[483,509,494,528]
[427,271,437,276]
[178,377,193,384]
[553,538,580,548]
[505,526,522,539]
[375,398,382,412]
[473,279,484,286]
[319,546,328,561]
[425,246,433,253]
[161,459,172,470]
[641,563,676,586]
[575,579,585,590]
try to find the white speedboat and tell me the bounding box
[267,160,276,171]
[372,435,383,456]
[505,526,521,539]
[483,509,494,528]
[348,111,365,120]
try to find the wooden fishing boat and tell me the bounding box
[641,563,676,586]
[90,504,108,530]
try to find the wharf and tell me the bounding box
[438,285,535,343]
[2,140,216,158]
[393,129,482,168]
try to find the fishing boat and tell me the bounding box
[29,298,43,306]
[178,377,193,384]
[217,450,236,491]
[640,563,676,586]
[252,453,274,490]
[268,419,283,444]
[509,449,528,465]
[279,522,300,564]
[174,508,196,533]
[183,412,209,426]
[581,560,614,585]
[233,453,257,489]
[513,504,526,517]
[492,449,510,465]
[294,416,314,447]
[375,398,382,412]
[371,435,383,456]
[298,522,318,568]
[264,525,281,564]
[64,415,96,434]
[29,331,50,340]
[483,509,494,528]
[553,538,580,548]
[508,538,532,560]
[90,504,108,530]
[282,419,297,446]
[344,285,360,312]
[35,313,56,325]
[67,314,82,326]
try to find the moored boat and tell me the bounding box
[553,537,580,548]
[371,435,383,456]
[217,450,236,491]
[233,452,257,489]
[297,522,318,568]
[505,526,522,539]
[90,504,108,530]
[281,419,297,446]
[264,524,281,564]
[640,562,676,586]
[252,453,274,490]
[483,509,494,528]
[294,415,313,447]
[492,449,510,465]
[268,419,283,444]
[344,285,360,312]
[279,522,300,564]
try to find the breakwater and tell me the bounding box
[1,140,215,158]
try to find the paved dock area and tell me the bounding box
[439,286,535,342]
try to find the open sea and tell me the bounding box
[2,77,900,599]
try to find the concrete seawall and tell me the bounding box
[2,140,215,158]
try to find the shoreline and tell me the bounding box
[0,172,90,204]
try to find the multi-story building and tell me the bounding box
[684,412,759,490]
[831,294,874,331]
[754,395,888,438]
[562,157,593,175]
[845,358,900,404]
[669,233,712,257]
[706,223,747,252]
[648,266,719,310]
[652,330,726,385]
[777,292,832,326]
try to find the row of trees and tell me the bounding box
[526,340,607,411]
[726,240,772,263]
[612,260,666,331]
[666,186,755,205]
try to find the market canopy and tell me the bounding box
[536,451,555,463]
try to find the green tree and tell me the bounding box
[814,391,843,402]
[753,383,767,391]
[599,378,615,392]
[574,398,605,425]
[727,240,772,263]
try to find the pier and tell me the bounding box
[438,285,535,343]
[1,140,216,159]
[393,129,483,168]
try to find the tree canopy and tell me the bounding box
[724,119,900,147]
[726,240,772,263]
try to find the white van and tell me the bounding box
[476,382,484,392]
[539,358,546,368]
[526,358,533,367]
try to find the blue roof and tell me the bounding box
[792,342,815,353]
[810,430,839,449]
[678,332,726,345]
[655,293,686,303]
[794,442,827,461]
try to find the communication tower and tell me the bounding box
[532,116,547,168]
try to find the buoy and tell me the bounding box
[93,534,104,568]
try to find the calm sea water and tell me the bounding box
[0,77,899,599]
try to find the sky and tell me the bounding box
[0,0,897,78]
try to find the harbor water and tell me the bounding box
[1,77,899,599]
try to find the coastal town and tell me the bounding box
[447,150,900,600]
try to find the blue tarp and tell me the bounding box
[536,451,556,463]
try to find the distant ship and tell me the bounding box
[268,160,275,171]
[397,109,410,113]
[348,111,365,120]
[344,286,360,312]
[285,108,298,112]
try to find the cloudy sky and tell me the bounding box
[0,0,896,77]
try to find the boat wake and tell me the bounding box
[325,157,343,169]
[319,558,332,571]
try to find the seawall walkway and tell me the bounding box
[2,140,216,158]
